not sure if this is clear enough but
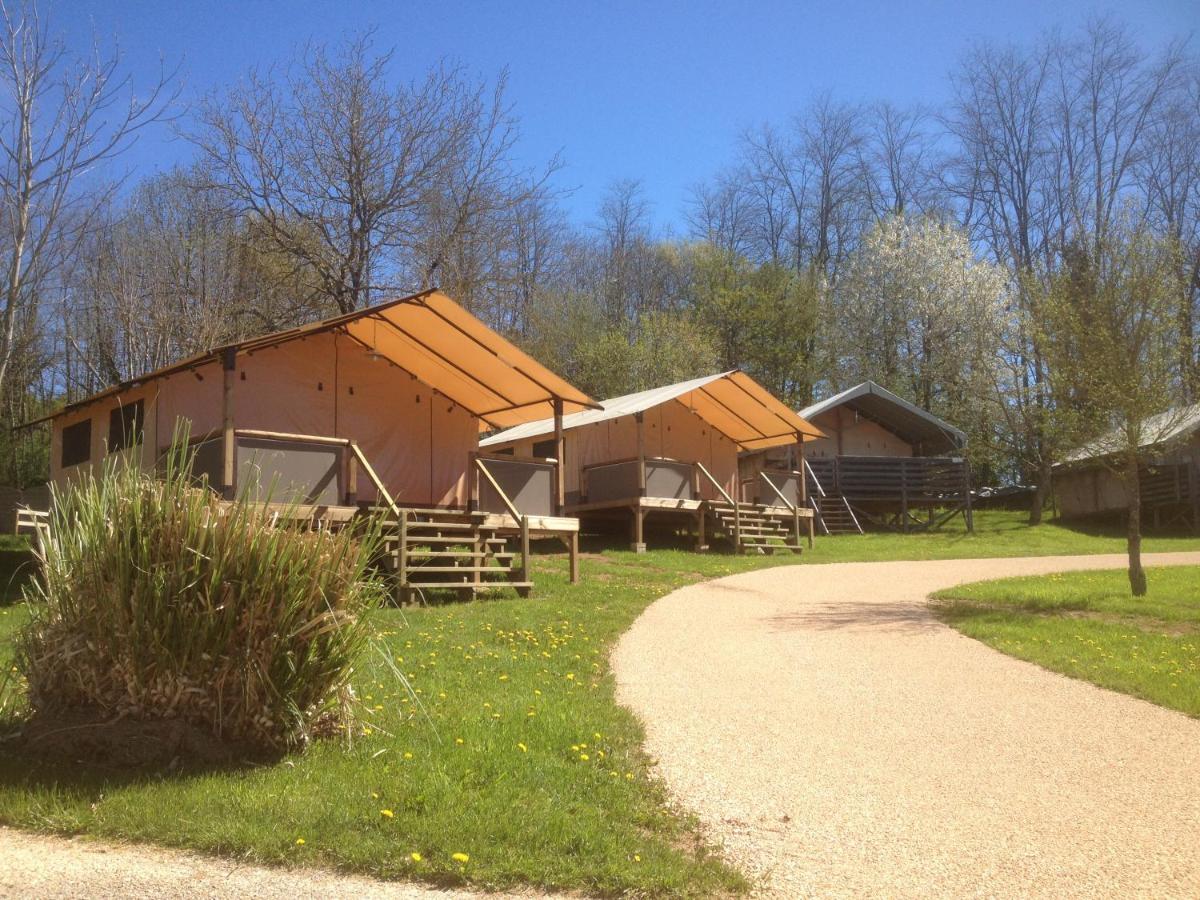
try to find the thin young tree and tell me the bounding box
[1038,220,1187,595]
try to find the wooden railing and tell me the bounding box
[15,506,50,555]
[470,452,556,518]
[201,428,401,516]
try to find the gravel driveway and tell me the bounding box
[613,552,1200,898]
[0,827,540,899]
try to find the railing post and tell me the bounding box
[397,509,409,604]
[733,492,742,553]
[221,347,237,500]
[797,432,812,548]
[469,452,480,513]
[346,449,358,506]
[520,514,531,584]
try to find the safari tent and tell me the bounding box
[1054,403,1200,529]
[741,381,973,533]
[480,371,823,553]
[31,289,598,598]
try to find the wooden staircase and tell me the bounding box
[704,499,804,554]
[810,494,863,535]
[373,507,532,602]
[803,461,864,535]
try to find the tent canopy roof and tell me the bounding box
[29,290,597,430]
[480,370,824,452]
[800,381,966,453]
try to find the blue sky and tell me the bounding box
[59,0,1198,231]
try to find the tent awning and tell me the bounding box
[26,290,598,429]
[481,370,824,452]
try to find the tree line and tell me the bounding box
[2,4,1197,534]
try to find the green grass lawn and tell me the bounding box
[0,511,1197,894]
[933,566,1200,718]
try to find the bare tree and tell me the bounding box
[0,0,174,403]
[188,35,556,315]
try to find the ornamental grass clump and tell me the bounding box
[12,444,383,757]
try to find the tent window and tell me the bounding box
[108,400,144,454]
[62,419,92,468]
[532,439,556,459]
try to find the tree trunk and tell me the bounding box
[1126,450,1147,597]
[1029,457,1052,525]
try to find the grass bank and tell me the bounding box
[933,565,1200,718]
[1,511,1197,894]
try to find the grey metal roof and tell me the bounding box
[800,381,967,453]
[1060,402,1200,464]
[480,370,823,451]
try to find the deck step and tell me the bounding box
[405,549,515,559]
[386,534,509,546]
[402,565,516,574]
[403,581,532,591]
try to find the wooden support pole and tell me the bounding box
[221,347,237,499]
[553,398,565,514]
[631,506,646,553]
[696,506,707,551]
[635,411,647,497]
[963,459,975,533]
[568,531,579,584]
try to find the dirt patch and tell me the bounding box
[8,709,279,770]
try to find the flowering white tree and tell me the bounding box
[833,214,1008,463]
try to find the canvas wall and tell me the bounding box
[498,399,739,503]
[52,332,478,507]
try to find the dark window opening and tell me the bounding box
[61,419,92,468]
[492,447,514,456]
[108,399,145,454]
[532,439,556,459]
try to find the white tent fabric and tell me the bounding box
[481,370,822,452]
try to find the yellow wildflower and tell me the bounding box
[452,852,470,863]
[380,809,394,818]
[411,852,423,862]
[295,837,305,845]
[518,742,527,753]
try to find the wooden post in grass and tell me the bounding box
[221,347,237,499]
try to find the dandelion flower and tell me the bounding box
[518,742,527,752]
[579,753,589,761]
[295,837,305,845]
[411,852,422,862]
[455,737,464,745]
[403,752,413,760]
[452,852,470,863]
[380,809,394,818]
[634,854,641,862]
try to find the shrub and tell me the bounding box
[11,444,383,755]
